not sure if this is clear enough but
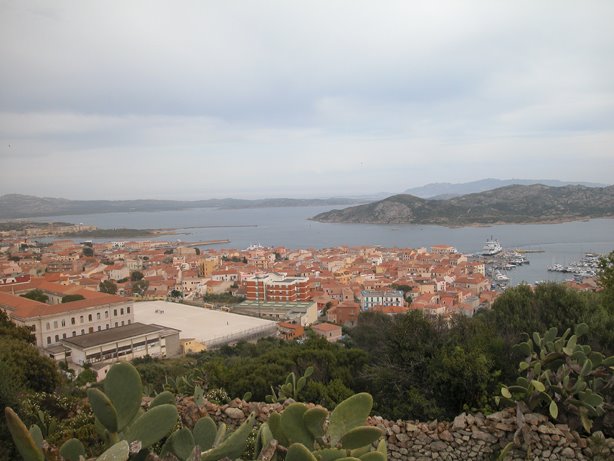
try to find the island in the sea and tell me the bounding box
[311,184,614,226]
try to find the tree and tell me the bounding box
[132,279,149,296]
[598,250,614,308]
[0,336,60,393]
[99,280,117,295]
[0,309,35,344]
[61,294,85,303]
[21,289,48,303]
[82,246,94,257]
[169,289,183,298]
[130,270,144,281]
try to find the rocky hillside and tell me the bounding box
[312,184,614,226]
[403,178,606,198]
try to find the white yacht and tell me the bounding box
[482,238,503,256]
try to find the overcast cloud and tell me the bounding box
[1,0,613,199]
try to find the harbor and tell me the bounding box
[547,253,601,277]
[473,238,532,288]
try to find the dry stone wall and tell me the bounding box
[172,397,614,460]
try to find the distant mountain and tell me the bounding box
[0,194,364,219]
[404,179,607,199]
[312,184,614,226]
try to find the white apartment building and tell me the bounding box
[360,290,405,311]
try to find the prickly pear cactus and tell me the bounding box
[261,392,386,460]
[499,323,614,433]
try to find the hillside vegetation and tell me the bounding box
[312,184,614,225]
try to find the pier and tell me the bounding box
[185,239,230,247]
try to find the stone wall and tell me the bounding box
[173,397,614,461]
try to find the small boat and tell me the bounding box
[494,271,510,282]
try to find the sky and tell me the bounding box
[1,0,613,200]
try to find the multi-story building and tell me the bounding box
[244,273,310,302]
[0,282,134,349]
[360,289,405,311]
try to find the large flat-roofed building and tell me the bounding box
[60,322,180,366]
[0,280,134,348]
[244,273,310,302]
[233,300,317,326]
[134,300,277,348]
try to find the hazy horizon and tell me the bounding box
[0,176,610,202]
[2,1,613,200]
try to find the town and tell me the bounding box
[0,231,602,378]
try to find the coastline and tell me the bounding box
[310,215,614,229]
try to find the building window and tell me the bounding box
[88,314,92,321]
[47,337,51,344]
[63,333,66,339]
[53,320,58,328]
[106,324,109,329]
[127,306,131,314]
[115,322,118,327]
[71,317,75,325]
[72,331,76,337]
[105,311,108,318]
[128,319,131,324]
[81,329,84,335]
[54,334,59,342]
[46,322,50,330]
[121,321,124,326]
[98,326,101,331]
[89,327,94,333]
[80,315,84,323]
[97,313,101,320]
[114,309,117,316]
[120,308,124,315]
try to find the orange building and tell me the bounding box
[244,273,310,302]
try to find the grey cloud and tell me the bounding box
[1,1,613,198]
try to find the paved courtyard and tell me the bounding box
[134,301,276,347]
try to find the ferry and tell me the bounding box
[481,237,503,256]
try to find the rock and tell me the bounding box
[561,447,575,458]
[223,407,244,419]
[538,424,561,435]
[453,414,467,430]
[495,423,514,432]
[439,430,454,442]
[471,430,498,443]
[396,433,410,443]
[407,423,419,432]
[392,424,401,434]
[430,441,448,451]
[416,433,433,445]
[524,413,544,426]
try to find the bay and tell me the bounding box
[32,206,614,286]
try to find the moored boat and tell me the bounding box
[482,237,503,256]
